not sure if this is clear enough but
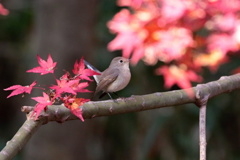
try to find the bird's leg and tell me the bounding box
[112,92,118,97]
[99,92,114,100]
[99,92,117,100]
[99,92,107,99]
[107,93,114,99]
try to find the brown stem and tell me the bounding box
[195,83,209,160]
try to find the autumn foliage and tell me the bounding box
[107,0,240,89]
[3,0,240,120]
[4,55,100,121]
[0,3,8,16]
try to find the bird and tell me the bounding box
[85,57,131,99]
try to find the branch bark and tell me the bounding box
[199,104,207,160]
[81,74,240,120]
[1,74,240,159]
[0,118,42,160]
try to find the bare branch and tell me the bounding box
[195,83,209,160]
[199,104,207,160]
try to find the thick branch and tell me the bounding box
[0,118,42,160]
[83,74,240,119]
[2,74,240,160]
[27,74,240,121]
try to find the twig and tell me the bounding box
[199,104,207,160]
[195,83,209,160]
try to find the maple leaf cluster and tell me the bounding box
[108,0,240,89]
[4,55,100,122]
[0,3,9,16]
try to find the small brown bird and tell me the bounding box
[94,57,131,98]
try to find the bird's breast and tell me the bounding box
[106,69,131,93]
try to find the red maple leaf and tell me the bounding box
[72,57,100,81]
[50,79,79,98]
[27,54,57,75]
[156,65,202,89]
[156,65,202,97]
[71,108,84,121]
[63,95,90,122]
[72,82,92,93]
[4,81,37,98]
[31,92,53,119]
[0,3,9,16]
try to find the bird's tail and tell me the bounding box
[84,60,101,84]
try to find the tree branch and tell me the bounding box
[199,104,207,160]
[29,74,240,122]
[195,83,209,160]
[2,74,240,160]
[0,118,42,160]
[82,74,240,120]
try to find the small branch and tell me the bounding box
[0,118,42,160]
[199,104,207,160]
[195,83,209,160]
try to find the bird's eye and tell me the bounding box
[119,60,123,63]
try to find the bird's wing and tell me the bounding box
[95,68,119,94]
